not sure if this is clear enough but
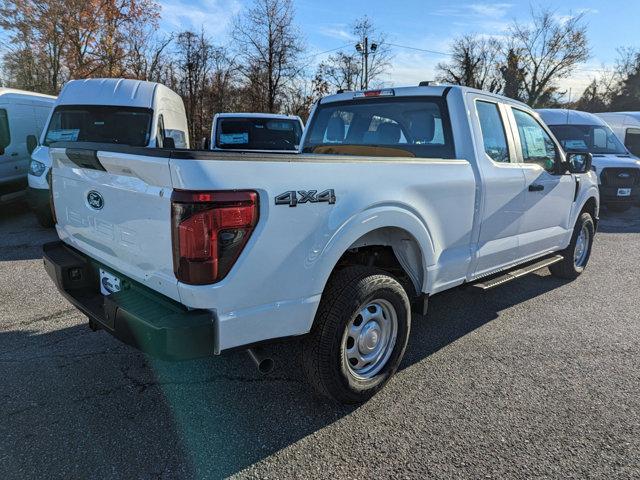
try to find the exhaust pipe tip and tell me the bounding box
[257,357,274,375]
[247,347,274,375]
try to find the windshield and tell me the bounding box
[44,105,153,147]
[216,117,302,151]
[302,96,454,158]
[548,124,628,155]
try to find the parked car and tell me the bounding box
[595,112,640,159]
[210,113,304,152]
[0,88,55,203]
[538,109,640,212]
[43,85,598,404]
[27,78,189,226]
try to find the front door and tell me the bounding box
[509,107,575,259]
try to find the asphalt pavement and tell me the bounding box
[1,202,638,479]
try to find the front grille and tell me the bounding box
[600,168,640,187]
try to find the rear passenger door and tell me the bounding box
[508,107,575,259]
[470,95,526,278]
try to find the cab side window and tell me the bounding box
[512,108,558,172]
[476,101,510,163]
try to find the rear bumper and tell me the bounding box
[43,241,216,361]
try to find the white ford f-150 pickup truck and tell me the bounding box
[43,85,599,404]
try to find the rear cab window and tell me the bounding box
[302,96,455,159]
[216,117,302,151]
[44,105,153,147]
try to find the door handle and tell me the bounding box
[10,152,18,157]
[529,184,545,192]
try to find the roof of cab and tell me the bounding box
[56,78,171,108]
[215,112,302,121]
[318,84,530,108]
[537,108,608,127]
[0,87,56,103]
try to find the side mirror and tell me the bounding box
[163,136,176,149]
[27,135,38,155]
[565,151,593,174]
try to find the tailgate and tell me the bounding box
[50,146,180,301]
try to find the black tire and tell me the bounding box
[607,204,631,213]
[34,207,54,228]
[302,266,411,404]
[549,212,595,280]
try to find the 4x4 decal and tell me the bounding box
[275,189,336,207]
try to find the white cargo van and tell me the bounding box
[0,88,55,202]
[27,78,189,226]
[538,109,640,212]
[595,112,640,159]
[210,113,304,152]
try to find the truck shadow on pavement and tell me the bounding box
[1,270,570,479]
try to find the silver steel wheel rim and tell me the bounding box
[574,225,590,268]
[341,299,398,380]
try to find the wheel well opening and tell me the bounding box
[581,197,598,230]
[332,228,426,305]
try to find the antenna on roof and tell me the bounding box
[419,81,431,87]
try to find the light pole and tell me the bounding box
[355,37,378,90]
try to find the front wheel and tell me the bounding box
[302,266,411,404]
[549,212,595,280]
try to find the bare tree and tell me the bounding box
[608,48,640,111]
[174,30,213,145]
[314,16,391,93]
[351,15,391,89]
[232,0,304,113]
[510,7,589,107]
[126,32,174,81]
[500,48,526,101]
[436,35,503,93]
[316,52,361,92]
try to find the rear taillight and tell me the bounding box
[171,190,259,285]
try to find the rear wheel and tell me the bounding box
[302,266,411,404]
[549,212,595,280]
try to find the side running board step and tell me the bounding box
[472,255,564,290]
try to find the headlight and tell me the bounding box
[29,160,46,177]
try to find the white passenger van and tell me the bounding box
[0,88,55,201]
[210,113,304,152]
[27,78,189,226]
[595,112,640,158]
[538,109,640,212]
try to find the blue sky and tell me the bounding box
[158,0,640,98]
